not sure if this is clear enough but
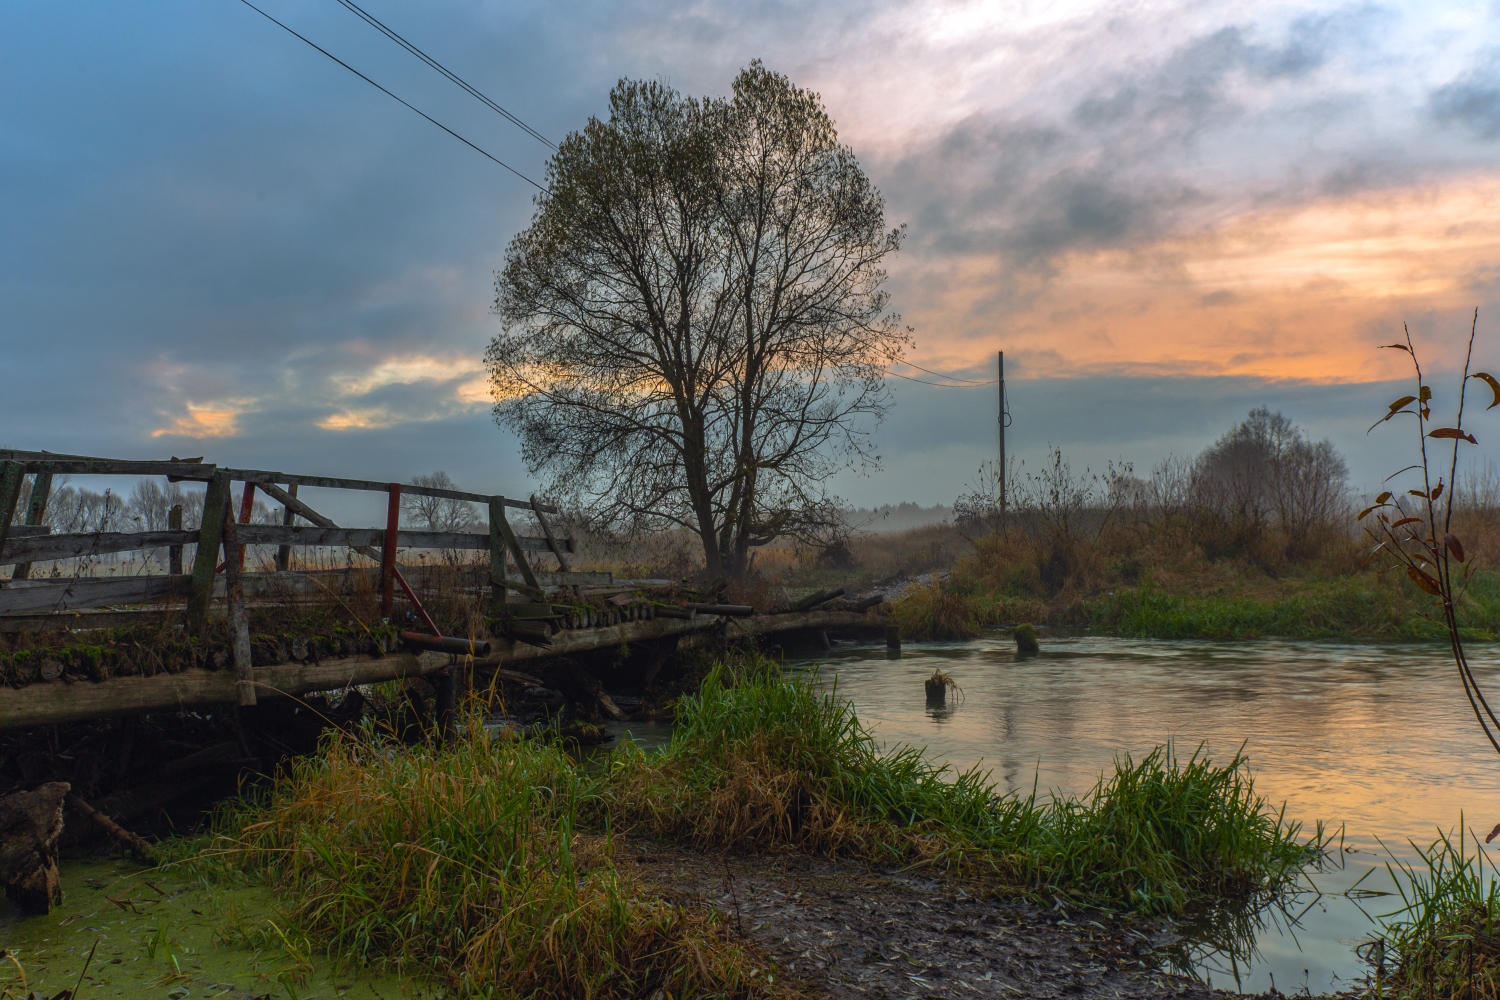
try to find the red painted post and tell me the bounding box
[381,483,401,619]
[236,481,255,570]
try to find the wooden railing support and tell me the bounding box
[235,481,255,570]
[187,471,231,638]
[529,494,571,571]
[221,506,256,706]
[11,470,53,580]
[274,483,297,572]
[488,499,509,622]
[380,484,401,619]
[0,460,25,565]
[168,504,184,575]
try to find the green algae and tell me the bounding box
[0,857,424,1000]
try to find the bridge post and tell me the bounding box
[187,471,231,638]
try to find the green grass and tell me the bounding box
[890,571,1500,642]
[197,721,770,999]
[598,657,1324,915]
[1370,825,1500,999]
[1086,574,1500,641]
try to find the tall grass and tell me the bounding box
[202,721,770,999]
[597,657,1322,915]
[1372,825,1500,1000]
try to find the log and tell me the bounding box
[65,793,155,860]
[0,650,448,730]
[0,781,69,914]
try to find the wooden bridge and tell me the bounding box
[0,451,885,731]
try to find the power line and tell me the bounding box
[330,0,556,150]
[234,0,546,191]
[886,369,997,388]
[893,360,995,384]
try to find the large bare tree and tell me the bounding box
[489,63,908,576]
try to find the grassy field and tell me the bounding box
[192,656,1326,997]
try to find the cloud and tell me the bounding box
[150,402,244,439]
[1432,52,1500,140]
[3,0,1500,507]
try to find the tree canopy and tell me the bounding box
[488,62,907,576]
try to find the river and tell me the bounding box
[779,633,1500,993]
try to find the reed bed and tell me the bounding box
[1369,826,1500,1000]
[597,656,1323,915]
[200,721,774,999]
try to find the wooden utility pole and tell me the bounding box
[997,351,1009,518]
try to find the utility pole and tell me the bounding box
[997,350,1010,518]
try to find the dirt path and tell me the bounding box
[625,841,1282,1000]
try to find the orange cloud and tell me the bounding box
[901,173,1500,382]
[150,402,241,438]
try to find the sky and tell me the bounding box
[5,0,1500,511]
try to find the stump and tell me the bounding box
[1014,623,1040,654]
[1,781,70,914]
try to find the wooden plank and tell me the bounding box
[11,471,53,580]
[489,498,509,617]
[0,460,24,565]
[23,460,216,480]
[9,526,52,538]
[228,521,569,553]
[223,468,557,512]
[0,576,190,615]
[0,650,448,730]
[1,530,199,566]
[187,471,230,637]
[168,504,184,575]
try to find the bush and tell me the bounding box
[888,582,981,640]
[203,722,768,998]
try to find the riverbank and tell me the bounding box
[145,655,1326,998]
[889,566,1500,642]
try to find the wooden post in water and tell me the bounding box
[188,471,231,639]
[885,624,901,653]
[11,470,53,580]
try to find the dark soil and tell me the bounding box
[624,841,1309,1000]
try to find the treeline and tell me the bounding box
[951,407,1495,600]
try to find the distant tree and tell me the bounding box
[488,62,908,577]
[1192,408,1349,555]
[402,471,480,532]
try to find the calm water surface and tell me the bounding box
[785,634,1500,994]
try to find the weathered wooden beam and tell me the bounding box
[168,504,184,575]
[11,471,53,580]
[490,498,541,592]
[0,460,25,565]
[187,471,231,638]
[0,651,447,730]
[0,452,217,481]
[1,529,199,566]
[223,469,556,512]
[0,576,191,615]
[530,495,571,571]
[274,483,297,572]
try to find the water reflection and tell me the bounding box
[791,634,1500,994]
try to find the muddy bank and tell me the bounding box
[626,841,1332,1000]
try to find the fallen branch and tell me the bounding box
[65,793,155,861]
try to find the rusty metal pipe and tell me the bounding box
[400,632,491,657]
